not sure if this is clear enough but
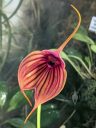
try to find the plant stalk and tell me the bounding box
[37,104,41,128]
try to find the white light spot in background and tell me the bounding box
[60,125,66,128]
[0,92,7,107]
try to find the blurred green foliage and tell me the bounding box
[81,79,96,110]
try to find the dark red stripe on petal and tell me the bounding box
[46,67,58,99]
[37,69,51,98]
[49,66,63,99]
[23,65,47,89]
[39,69,52,97]
[22,56,46,68]
[19,59,46,77]
[23,63,47,80]
[24,67,49,90]
[51,67,67,99]
[24,51,41,59]
[21,51,42,65]
[35,68,50,97]
[61,69,67,90]
[44,68,54,95]
[45,68,57,96]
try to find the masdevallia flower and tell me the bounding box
[18,4,81,123]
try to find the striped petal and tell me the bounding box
[18,50,67,123]
[18,50,66,108]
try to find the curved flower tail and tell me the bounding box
[57,4,81,52]
[24,106,36,124]
[21,91,32,107]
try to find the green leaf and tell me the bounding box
[7,91,23,111]
[73,33,95,45]
[65,47,82,59]
[85,56,91,68]
[42,109,60,127]
[73,25,87,35]
[91,44,96,53]
[78,26,88,35]
[7,91,32,111]
[5,118,36,128]
[42,104,60,127]
[60,51,69,60]
[0,82,8,108]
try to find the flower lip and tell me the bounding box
[48,60,55,67]
[47,55,61,67]
[42,50,64,68]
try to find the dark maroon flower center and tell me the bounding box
[48,61,55,66]
[45,54,61,68]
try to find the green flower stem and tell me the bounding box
[61,52,84,79]
[37,104,41,128]
[68,55,96,79]
[66,57,84,79]
[87,44,93,69]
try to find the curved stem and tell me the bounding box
[61,52,84,79]
[3,0,23,23]
[68,55,96,79]
[24,107,35,124]
[87,44,93,69]
[57,4,81,52]
[0,12,12,71]
[63,109,76,125]
[22,91,32,107]
[37,104,41,128]
[4,0,13,8]
[67,58,84,79]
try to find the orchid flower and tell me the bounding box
[18,4,81,124]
